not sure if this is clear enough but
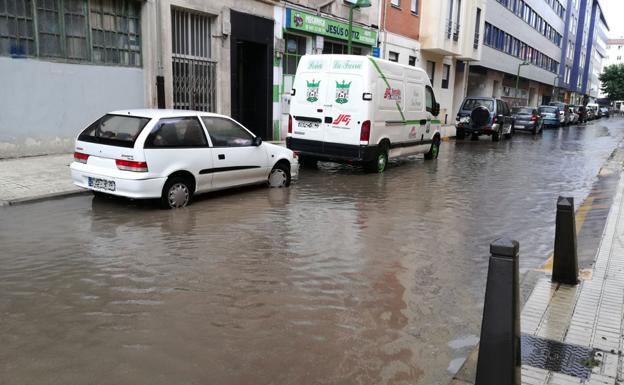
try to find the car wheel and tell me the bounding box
[492,131,500,142]
[299,155,318,169]
[365,145,388,173]
[504,125,513,139]
[268,162,291,188]
[424,136,440,160]
[456,128,466,140]
[160,177,192,209]
[92,190,109,199]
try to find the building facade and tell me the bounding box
[598,38,623,99]
[468,0,565,108]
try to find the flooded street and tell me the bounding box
[1,119,623,385]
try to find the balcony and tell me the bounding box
[473,32,480,49]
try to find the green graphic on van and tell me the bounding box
[306,79,321,102]
[335,80,351,104]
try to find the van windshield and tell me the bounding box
[78,114,150,148]
[462,99,494,112]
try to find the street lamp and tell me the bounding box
[515,60,530,103]
[345,0,371,54]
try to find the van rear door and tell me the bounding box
[321,73,364,146]
[290,71,329,143]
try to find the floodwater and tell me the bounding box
[1,119,623,385]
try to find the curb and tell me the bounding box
[3,189,89,207]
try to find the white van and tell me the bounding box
[286,54,442,173]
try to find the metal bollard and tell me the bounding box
[475,238,521,385]
[552,196,579,285]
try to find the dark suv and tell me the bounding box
[456,97,514,141]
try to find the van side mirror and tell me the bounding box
[432,102,440,117]
[253,136,263,146]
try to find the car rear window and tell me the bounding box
[462,99,494,112]
[78,114,150,148]
[512,107,533,114]
[539,107,557,113]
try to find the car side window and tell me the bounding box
[145,117,207,148]
[425,86,434,113]
[201,117,254,147]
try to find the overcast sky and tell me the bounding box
[601,0,624,38]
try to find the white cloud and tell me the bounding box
[601,0,624,38]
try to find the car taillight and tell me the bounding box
[360,120,371,142]
[115,159,148,172]
[74,152,89,164]
[292,151,300,160]
[288,114,293,134]
[492,116,498,124]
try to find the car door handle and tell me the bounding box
[218,154,225,160]
[324,117,333,124]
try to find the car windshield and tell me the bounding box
[539,107,557,113]
[79,114,151,148]
[462,99,494,111]
[512,107,533,114]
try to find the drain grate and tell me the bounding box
[521,334,596,379]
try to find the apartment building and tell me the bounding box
[604,38,624,68]
[467,0,565,108]
[378,0,421,66]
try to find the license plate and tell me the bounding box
[299,121,319,129]
[515,125,524,129]
[88,177,116,191]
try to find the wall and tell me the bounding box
[381,0,420,41]
[0,57,145,158]
[382,32,422,65]
[421,52,456,125]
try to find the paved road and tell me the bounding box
[1,118,623,385]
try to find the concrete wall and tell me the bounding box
[381,32,422,65]
[0,57,145,158]
[421,52,456,125]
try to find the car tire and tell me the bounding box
[160,176,192,209]
[492,131,500,142]
[268,162,291,188]
[424,136,440,160]
[92,190,109,199]
[456,128,466,140]
[299,155,318,169]
[504,125,513,140]
[365,144,388,173]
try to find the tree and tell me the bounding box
[600,64,624,100]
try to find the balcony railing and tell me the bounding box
[473,32,480,49]
[453,24,460,41]
[446,19,453,39]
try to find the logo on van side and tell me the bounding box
[306,79,320,102]
[384,87,401,101]
[332,114,351,125]
[335,80,351,104]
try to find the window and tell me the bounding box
[0,0,141,65]
[322,40,362,55]
[388,51,398,62]
[425,86,434,112]
[474,8,481,49]
[408,55,416,66]
[283,33,306,75]
[426,60,435,85]
[441,64,450,89]
[391,0,400,7]
[78,114,150,148]
[145,117,207,148]
[410,0,418,14]
[202,117,254,147]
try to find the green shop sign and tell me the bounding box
[285,8,378,46]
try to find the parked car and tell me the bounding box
[549,102,570,125]
[70,109,299,209]
[586,103,599,120]
[287,54,442,173]
[539,105,562,128]
[511,107,543,134]
[567,107,579,124]
[456,97,514,141]
[600,107,610,118]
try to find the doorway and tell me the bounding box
[230,11,273,139]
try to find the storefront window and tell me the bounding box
[283,33,306,75]
[322,40,362,55]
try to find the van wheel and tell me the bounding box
[268,162,291,188]
[160,177,192,209]
[365,145,388,173]
[424,137,440,160]
[456,128,465,140]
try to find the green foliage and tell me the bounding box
[600,64,624,100]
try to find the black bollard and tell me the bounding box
[552,196,579,285]
[475,238,520,385]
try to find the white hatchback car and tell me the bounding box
[70,109,299,209]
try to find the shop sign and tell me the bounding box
[286,8,378,46]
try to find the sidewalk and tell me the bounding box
[452,169,624,384]
[0,153,82,206]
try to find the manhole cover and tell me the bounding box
[521,334,596,379]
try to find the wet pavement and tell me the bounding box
[1,119,623,385]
